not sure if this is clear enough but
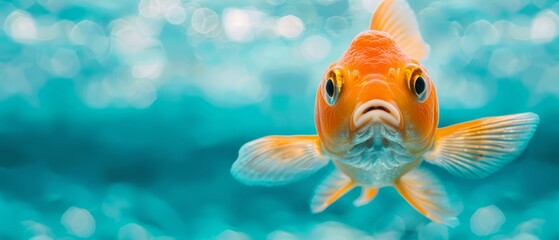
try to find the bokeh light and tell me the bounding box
[0,0,557,239]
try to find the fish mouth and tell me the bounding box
[341,100,409,171]
[343,124,409,171]
[352,99,401,130]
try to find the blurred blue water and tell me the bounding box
[0,0,558,239]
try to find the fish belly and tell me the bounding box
[333,158,420,188]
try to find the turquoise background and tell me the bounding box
[0,0,558,239]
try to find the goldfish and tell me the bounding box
[230,0,539,226]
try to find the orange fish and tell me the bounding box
[231,0,539,226]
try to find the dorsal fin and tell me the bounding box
[370,0,430,60]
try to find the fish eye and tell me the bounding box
[324,78,337,105]
[324,69,343,106]
[415,77,425,95]
[410,75,429,102]
[326,79,335,98]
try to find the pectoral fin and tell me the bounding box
[424,112,539,179]
[370,0,430,59]
[231,135,329,186]
[311,170,355,213]
[394,168,458,227]
[353,188,378,207]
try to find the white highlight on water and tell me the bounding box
[470,205,505,236]
[60,206,96,238]
[276,15,304,38]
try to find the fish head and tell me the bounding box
[315,31,438,161]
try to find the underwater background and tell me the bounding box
[0,0,558,239]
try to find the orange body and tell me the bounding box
[315,31,438,161]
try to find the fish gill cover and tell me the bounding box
[0,0,558,239]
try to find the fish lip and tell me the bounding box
[352,99,402,131]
